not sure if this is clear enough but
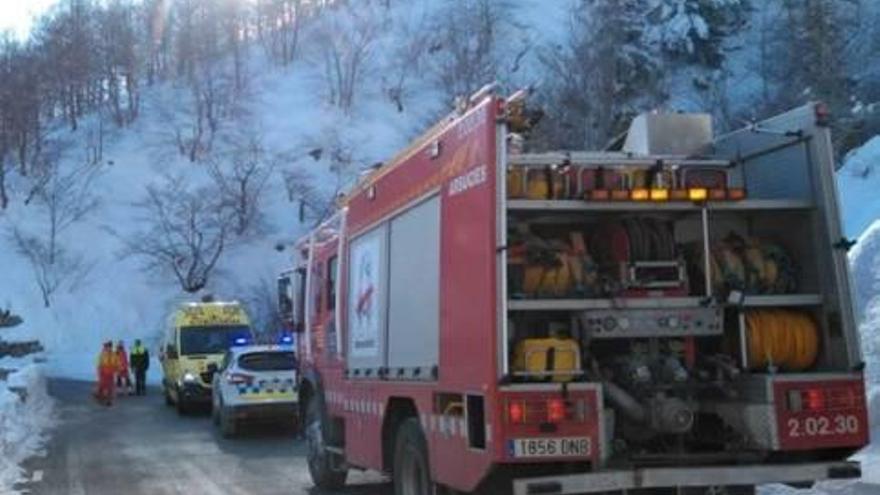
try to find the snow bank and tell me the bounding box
[0,364,55,494]
[838,136,880,239]
[849,221,880,319]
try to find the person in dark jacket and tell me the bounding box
[130,339,150,396]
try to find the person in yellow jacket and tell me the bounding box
[95,341,120,406]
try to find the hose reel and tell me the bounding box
[746,309,819,371]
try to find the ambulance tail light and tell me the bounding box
[227,372,254,385]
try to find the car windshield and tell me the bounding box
[238,351,297,371]
[179,325,251,355]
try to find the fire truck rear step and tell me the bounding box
[512,461,861,495]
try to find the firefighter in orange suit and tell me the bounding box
[96,341,120,406]
[115,340,132,395]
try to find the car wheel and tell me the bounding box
[393,418,435,495]
[164,384,173,406]
[211,397,220,426]
[220,406,237,438]
[176,390,189,416]
[306,396,347,489]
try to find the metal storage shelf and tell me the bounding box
[506,199,813,212]
[507,294,823,311]
[738,294,823,307]
[508,298,704,311]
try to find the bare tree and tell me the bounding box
[534,0,664,150]
[381,6,433,113]
[8,141,100,307]
[243,277,283,335]
[123,176,235,293]
[282,130,361,225]
[282,167,336,224]
[428,0,518,103]
[310,4,379,112]
[98,0,141,127]
[257,0,306,67]
[207,133,277,238]
[9,227,91,308]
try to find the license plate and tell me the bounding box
[509,437,590,458]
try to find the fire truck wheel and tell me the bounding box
[393,418,434,495]
[306,397,347,489]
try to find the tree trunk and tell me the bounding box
[0,161,8,210]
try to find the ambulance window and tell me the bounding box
[327,256,338,310]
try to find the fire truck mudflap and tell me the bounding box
[512,461,861,495]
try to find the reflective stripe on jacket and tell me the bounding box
[130,345,149,371]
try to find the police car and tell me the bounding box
[211,344,298,437]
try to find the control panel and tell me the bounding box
[580,307,722,339]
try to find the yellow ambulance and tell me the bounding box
[160,300,253,414]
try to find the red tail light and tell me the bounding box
[547,399,566,423]
[804,389,825,411]
[226,372,254,385]
[508,400,526,424]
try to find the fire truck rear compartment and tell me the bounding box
[501,107,865,466]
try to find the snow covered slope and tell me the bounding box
[0,56,428,380]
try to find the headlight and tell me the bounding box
[182,372,198,383]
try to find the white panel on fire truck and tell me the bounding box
[387,195,441,375]
[346,223,388,371]
[623,112,712,156]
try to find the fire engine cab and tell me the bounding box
[278,87,867,495]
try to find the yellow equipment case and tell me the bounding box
[512,338,581,382]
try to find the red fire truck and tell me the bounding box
[278,87,868,495]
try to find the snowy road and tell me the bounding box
[16,380,880,495]
[18,380,390,495]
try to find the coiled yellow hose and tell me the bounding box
[747,310,819,371]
